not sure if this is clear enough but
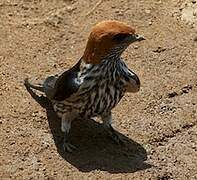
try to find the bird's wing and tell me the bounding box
[120,68,140,93]
[43,59,81,101]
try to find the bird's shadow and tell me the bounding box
[25,85,151,173]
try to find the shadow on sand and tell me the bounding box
[25,85,151,173]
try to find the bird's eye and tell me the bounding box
[113,33,129,42]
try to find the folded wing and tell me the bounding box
[43,59,81,101]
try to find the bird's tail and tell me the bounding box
[24,76,58,100]
[24,78,45,92]
[43,76,58,99]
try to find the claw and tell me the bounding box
[62,133,77,153]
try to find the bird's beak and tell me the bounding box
[125,34,145,43]
[133,34,145,41]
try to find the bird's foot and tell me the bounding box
[62,133,77,152]
[62,141,77,153]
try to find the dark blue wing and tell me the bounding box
[43,59,81,101]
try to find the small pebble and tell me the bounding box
[145,9,151,14]
[66,6,76,12]
[115,10,120,13]
[167,91,178,98]
[153,46,166,53]
[181,84,192,94]
[194,36,197,41]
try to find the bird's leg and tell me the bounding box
[61,113,77,152]
[101,112,124,145]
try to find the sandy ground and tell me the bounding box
[0,0,197,179]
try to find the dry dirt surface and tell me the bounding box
[0,0,197,179]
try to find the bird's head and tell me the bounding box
[83,20,145,64]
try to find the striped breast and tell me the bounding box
[53,58,128,118]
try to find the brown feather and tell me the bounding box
[83,20,136,64]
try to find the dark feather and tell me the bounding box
[43,59,81,101]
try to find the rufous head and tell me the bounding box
[83,20,145,64]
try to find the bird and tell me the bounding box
[25,20,145,152]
